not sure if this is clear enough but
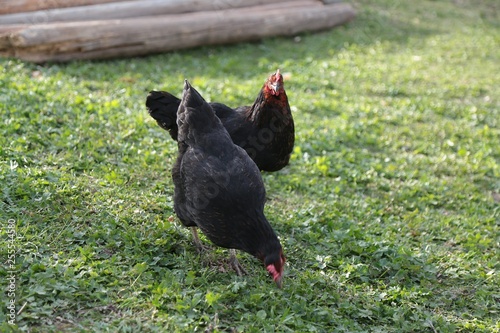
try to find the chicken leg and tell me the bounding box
[192,229,246,275]
[229,249,247,276]
[191,227,210,253]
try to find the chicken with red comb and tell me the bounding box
[147,69,294,172]
[171,80,286,287]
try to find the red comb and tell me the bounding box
[275,69,281,80]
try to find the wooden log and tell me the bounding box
[0,0,309,25]
[4,0,324,47]
[0,24,24,34]
[2,0,321,48]
[0,0,320,44]
[0,25,24,50]
[0,0,132,15]
[1,2,356,63]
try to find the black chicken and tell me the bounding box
[147,69,294,172]
[172,80,285,287]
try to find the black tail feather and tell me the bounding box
[146,90,181,140]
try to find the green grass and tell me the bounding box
[1,0,499,332]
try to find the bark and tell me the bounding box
[0,0,132,15]
[0,0,311,24]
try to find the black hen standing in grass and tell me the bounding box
[172,80,285,287]
[147,70,294,172]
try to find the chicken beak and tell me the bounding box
[271,83,281,95]
[275,276,283,288]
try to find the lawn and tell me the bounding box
[1,0,499,332]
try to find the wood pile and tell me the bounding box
[0,0,356,63]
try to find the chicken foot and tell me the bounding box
[191,228,246,276]
[229,249,247,276]
[190,227,210,253]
